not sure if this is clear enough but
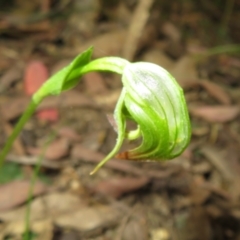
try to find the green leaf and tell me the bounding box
[33,47,93,102]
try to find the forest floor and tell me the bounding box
[0,0,240,239]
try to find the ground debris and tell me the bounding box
[1,0,240,239]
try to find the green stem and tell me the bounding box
[69,57,130,80]
[0,56,129,168]
[23,133,55,240]
[0,100,40,168]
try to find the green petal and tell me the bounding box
[121,62,191,160]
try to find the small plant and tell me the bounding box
[0,47,191,174]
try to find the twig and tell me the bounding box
[6,154,63,169]
[122,0,154,61]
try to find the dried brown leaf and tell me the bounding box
[162,22,181,42]
[56,127,81,142]
[170,56,199,88]
[83,72,107,94]
[28,137,70,161]
[0,90,96,120]
[91,177,149,198]
[0,180,47,211]
[56,205,123,235]
[190,105,239,122]
[0,65,22,93]
[199,80,231,104]
[141,48,174,71]
[79,30,127,58]
[0,219,53,240]
[121,213,148,240]
[0,192,86,222]
[200,146,233,181]
[175,207,213,240]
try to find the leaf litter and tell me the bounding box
[1,0,240,239]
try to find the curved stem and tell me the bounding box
[69,57,130,80]
[0,55,129,168]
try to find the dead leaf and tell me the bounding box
[0,90,96,120]
[56,127,81,142]
[28,137,70,161]
[189,175,211,205]
[0,96,30,120]
[56,205,123,235]
[83,72,107,94]
[162,22,181,42]
[79,29,127,58]
[175,207,213,240]
[0,219,53,240]
[121,212,148,240]
[24,61,49,96]
[199,80,231,105]
[36,108,59,122]
[190,105,239,122]
[0,180,47,211]
[150,228,170,240]
[170,55,199,88]
[141,48,174,71]
[0,64,22,93]
[91,177,149,198]
[200,146,233,181]
[23,60,59,122]
[0,192,86,222]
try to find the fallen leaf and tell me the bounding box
[28,137,70,161]
[162,22,181,42]
[0,90,96,120]
[121,210,148,240]
[79,29,127,58]
[0,219,53,240]
[0,96,30,120]
[190,105,239,122]
[0,192,86,222]
[170,55,199,88]
[36,108,59,122]
[24,61,49,96]
[91,177,149,198]
[151,228,170,240]
[83,72,107,94]
[141,48,174,71]
[175,207,213,240]
[189,175,211,205]
[200,146,233,181]
[0,65,22,93]
[199,80,231,104]
[0,180,47,211]
[56,205,123,235]
[56,127,81,142]
[24,60,59,122]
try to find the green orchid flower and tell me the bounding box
[0,47,191,175]
[90,62,191,174]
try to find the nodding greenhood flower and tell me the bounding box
[0,47,191,174]
[91,61,191,174]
